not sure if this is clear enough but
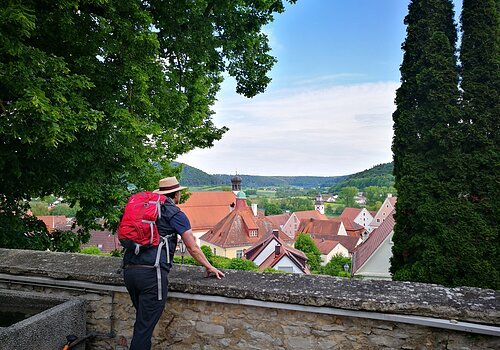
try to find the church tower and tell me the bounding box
[231,174,242,195]
[315,193,325,215]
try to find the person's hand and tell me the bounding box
[204,266,225,279]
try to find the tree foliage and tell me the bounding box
[456,0,499,288]
[338,186,358,208]
[391,0,498,289]
[320,254,351,277]
[294,233,321,272]
[0,0,296,249]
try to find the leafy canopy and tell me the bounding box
[0,0,296,249]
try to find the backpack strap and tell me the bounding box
[153,234,175,301]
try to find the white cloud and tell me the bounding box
[177,81,399,176]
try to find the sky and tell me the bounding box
[177,0,463,177]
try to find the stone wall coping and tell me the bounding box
[0,248,498,324]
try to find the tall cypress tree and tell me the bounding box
[457,0,499,288]
[391,0,464,286]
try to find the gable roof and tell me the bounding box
[340,207,363,222]
[297,219,343,237]
[300,231,360,254]
[265,213,291,229]
[178,192,235,231]
[312,238,341,255]
[330,217,364,237]
[200,202,274,248]
[294,210,327,221]
[353,210,395,273]
[245,233,310,274]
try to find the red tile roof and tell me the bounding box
[340,207,362,222]
[178,192,235,231]
[312,238,341,255]
[200,199,274,248]
[296,219,343,237]
[37,216,72,232]
[82,230,121,253]
[353,210,395,273]
[310,234,360,254]
[294,210,327,221]
[265,213,291,229]
[330,217,364,237]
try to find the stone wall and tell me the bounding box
[0,248,498,350]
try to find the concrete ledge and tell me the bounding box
[0,248,498,325]
[0,289,86,350]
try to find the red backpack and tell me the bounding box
[118,192,166,252]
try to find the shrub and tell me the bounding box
[227,258,258,271]
[80,246,103,255]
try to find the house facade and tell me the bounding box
[340,207,374,231]
[368,195,397,232]
[245,230,310,274]
[352,210,395,280]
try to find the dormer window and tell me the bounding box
[249,230,258,237]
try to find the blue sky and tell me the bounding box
[177,0,463,177]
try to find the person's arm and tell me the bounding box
[181,229,225,279]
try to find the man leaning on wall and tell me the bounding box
[122,176,225,350]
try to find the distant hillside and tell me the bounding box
[174,162,393,190]
[213,174,347,189]
[173,163,225,186]
[174,163,346,188]
[329,162,394,192]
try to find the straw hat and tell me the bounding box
[153,177,186,194]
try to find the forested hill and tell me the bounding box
[329,163,394,192]
[174,162,347,188]
[174,162,393,189]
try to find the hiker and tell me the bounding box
[122,176,225,350]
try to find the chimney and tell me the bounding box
[251,203,258,216]
[275,244,281,257]
[272,229,279,238]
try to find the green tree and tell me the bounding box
[279,197,314,213]
[259,198,283,215]
[320,254,351,277]
[201,245,213,263]
[390,0,467,287]
[294,233,321,272]
[50,203,79,217]
[29,202,50,216]
[455,0,499,288]
[338,187,358,208]
[0,0,296,249]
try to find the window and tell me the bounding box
[249,230,258,237]
[236,250,243,259]
[377,219,380,223]
[277,266,294,273]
